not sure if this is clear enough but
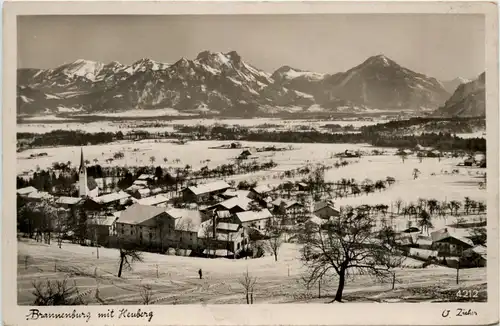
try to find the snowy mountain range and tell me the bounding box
[434,72,485,117]
[18,52,471,117]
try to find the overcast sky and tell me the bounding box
[18,14,484,80]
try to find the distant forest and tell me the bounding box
[17,117,486,153]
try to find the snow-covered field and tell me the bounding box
[18,139,486,210]
[17,118,385,134]
[17,239,486,305]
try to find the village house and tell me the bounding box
[165,208,203,252]
[297,182,310,192]
[181,180,231,203]
[83,191,132,212]
[431,228,474,256]
[234,209,273,230]
[16,186,38,197]
[248,185,273,201]
[220,188,250,200]
[271,198,304,215]
[25,191,53,202]
[342,149,360,158]
[115,203,175,248]
[205,196,254,214]
[238,149,255,160]
[86,214,118,246]
[313,200,340,220]
[198,221,249,257]
[460,245,487,267]
[137,174,157,183]
[55,196,83,209]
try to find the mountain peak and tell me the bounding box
[226,51,242,63]
[363,54,396,67]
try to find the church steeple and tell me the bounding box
[79,148,85,174]
[78,148,88,197]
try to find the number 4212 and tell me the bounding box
[456,290,479,298]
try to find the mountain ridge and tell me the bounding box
[18,52,455,117]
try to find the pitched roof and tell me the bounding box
[166,209,202,232]
[137,174,156,180]
[215,196,253,211]
[27,191,52,200]
[465,245,487,257]
[136,195,169,206]
[216,222,240,232]
[313,200,337,212]
[236,209,273,223]
[93,191,130,204]
[138,188,152,196]
[252,185,272,194]
[431,228,474,247]
[55,196,82,205]
[118,203,166,225]
[184,180,230,196]
[133,180,149,186]
[307,215,326,226]
[271,198,303,209]
[17,186,38,196]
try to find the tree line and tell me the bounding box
[18,120,486,153]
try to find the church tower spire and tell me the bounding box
[78,148,88,197]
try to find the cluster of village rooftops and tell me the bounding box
[16,149,486,263]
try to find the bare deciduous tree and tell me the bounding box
[118,248,144,278]
[238,269,257,304]
[264,225,284,262]
[298,206,394,302]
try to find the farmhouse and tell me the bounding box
[271,198,304,214]
[220,189,250,200]
[431,228,474,256]
[165,208,203,251]
[87,215,118,246]
[297,182,309,192]
[460,245,487,267]
[115,204,174,248]
[248,185,272,201]
[55,196,83,208]
[205,196,254,214]
[313,200,340,220]
[238,149,255,160]
[463,157,475,167]
[137,174,157,182]
[181,180,231,203]
[16,186,38,197]
[84,191,131,211]
[235,209,273,230]
[25,191,53,202]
